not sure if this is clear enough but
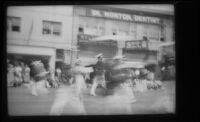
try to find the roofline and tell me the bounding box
[76,5,174,18]
[102,5,174,15]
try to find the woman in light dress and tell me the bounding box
[50,59,92,115]
[7,64,15,87]
[23,64,31,83]
[14,62,23,87]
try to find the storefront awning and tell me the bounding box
[92,34,138,42]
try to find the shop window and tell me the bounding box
[160,37,165,42]
[118,29,129,35]
[160,26,165,42]
[130,23,137,39]
[78,27,84,33]
[113,32,116,35]
[146,25,161,41]
[148,30,160,41]
[7,16,21,32]
[97,24,105,36]
[78,17,105,36]
[56,49,64,60]
[42,20,62,36]
[111,20,130,36]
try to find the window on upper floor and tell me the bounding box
[56,49,64,60]
[78,17,105,36]
[7,16,21,32]
[42,20,62,36]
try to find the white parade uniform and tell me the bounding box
[104,80,136,114]
[31,80,49,96]
[49,65,91,115]
[50,84,86,115]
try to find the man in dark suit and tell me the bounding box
[90,53,106,96]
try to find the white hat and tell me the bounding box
[95,53,103,58]
[112,55,126,59]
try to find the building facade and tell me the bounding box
[7,5,174,68]
[7,6,74,69]
[73,5,174,63]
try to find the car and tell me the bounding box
[85,58,146,89]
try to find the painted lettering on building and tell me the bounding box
[88,9,161,24]
[126,40,148,49]
[78,34,97,43]
[133,15,160,24]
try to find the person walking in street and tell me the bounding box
[7,63,15,87]
[90,53,106,96]
[104,76,136,114]
[13,61,23,87]
[112,55,136,103]
[49,59,92,115]
[73,59,88,94]
[23,64,31,83]
[20,62,26,83]
[55,67,62,86]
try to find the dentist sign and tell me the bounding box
[87,9,161,24]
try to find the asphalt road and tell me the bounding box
[7,81,175,116]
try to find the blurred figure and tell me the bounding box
[47,65,58,88]
[49,59,92,115]
[20,62,25,83]
[90,53,106,96]
[73,59,88,94]
[13,61,23,87]
[7,63,15,87]
[29,60,50,96]
[49,84,86,115]
[55,67,62,83]
[105,78,136,114]
[23,64,31,83]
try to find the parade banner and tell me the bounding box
[86,9,161,24]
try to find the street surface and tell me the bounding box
[8,81,175,115]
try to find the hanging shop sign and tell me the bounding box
[78,34,96,42]
[125,40,148,49]
[77,34,117,46]
[86,9,161,24]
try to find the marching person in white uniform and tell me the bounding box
[50,59,93,115]
[28,61,50,96]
